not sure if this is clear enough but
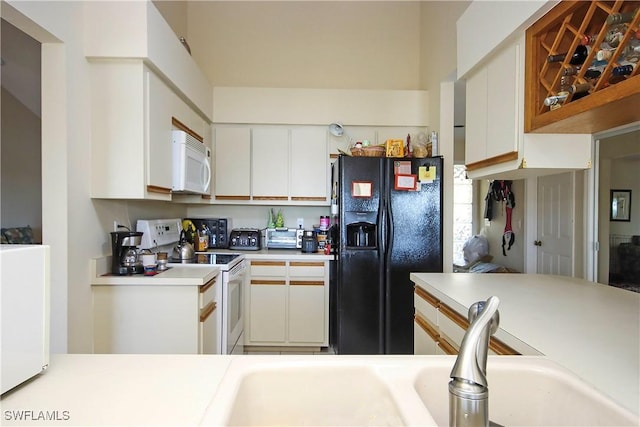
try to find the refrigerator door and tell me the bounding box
[384,157,443,354]
[335,156,385,354]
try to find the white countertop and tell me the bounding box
[91,257,219,286]
[208,248,333,261]
[0,354,232,426]
[410,273,640,415]
[2,354,636,426]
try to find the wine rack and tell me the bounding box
[525,0,640,134]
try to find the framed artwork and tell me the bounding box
[610,189,631,222]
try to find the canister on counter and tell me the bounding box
[316,229,327,252]
[320,216,330,230]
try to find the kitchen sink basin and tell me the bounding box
[413,357,639,427]
[199,356,638,427]
[224,366,403,426]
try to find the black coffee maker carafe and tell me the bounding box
[110,231,144,275]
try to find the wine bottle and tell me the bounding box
[607,9,638,26]
[544,92,568,107]
[568,83,591,94]
[547,45,591,65]
[612,63,636,76]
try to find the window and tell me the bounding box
[453,165,473,266]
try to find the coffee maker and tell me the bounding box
[110,231,144,275]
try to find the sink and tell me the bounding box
[200,356,638,427]
[200,357,416,426]
[414,357,638,427]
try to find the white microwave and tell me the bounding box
[172,130,211,195]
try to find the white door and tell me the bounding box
[537,172,574,275]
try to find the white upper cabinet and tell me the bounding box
[290,127,328,202]
[212,125,330,205]
[213,127,251,200]
[90,61,210,200]
[463,33,591,180]
[84,1,212,121]
[252,127,290,200]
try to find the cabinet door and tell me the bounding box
[465,67,488,166]
[249,282,287,342]
[288,281,325,343]
[290,127,328,202]
[214,127,251,199]
[252,127,289,200]
[486,40,519,159]
[414,316,438,355]
[146,69,175,193]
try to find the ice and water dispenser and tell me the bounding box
[346,222,377,248]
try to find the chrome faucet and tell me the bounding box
[449,296,500,427]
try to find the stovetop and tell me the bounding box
[168,252,243,271]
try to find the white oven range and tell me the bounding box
[137,219,246,354]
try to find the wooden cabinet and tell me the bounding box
[246,259,328,346]
[464,34,592,180]
[413,286,520,356]
[213,127,251,200]
[525,0,640,134]
[93,274,220,354]
[90,60,209,200]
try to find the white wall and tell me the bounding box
[1,87,42,241]
[187,1,423,90]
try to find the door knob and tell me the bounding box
[534,240,542,246]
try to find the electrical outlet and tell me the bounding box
[114,221,119,232]
[297,218,304,229]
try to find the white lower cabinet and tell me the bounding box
[246,259,328,346]
[93,275,219,354]
[414,285,521,356]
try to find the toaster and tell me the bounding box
[229,228,262,251]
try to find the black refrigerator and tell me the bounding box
[329,155,443,354]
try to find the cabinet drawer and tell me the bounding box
[438,303,468,349]
[414,286,438,325]
[199,275,217,309]
[250,260,287,277]
[289,261,325,278]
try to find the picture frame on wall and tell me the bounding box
[610,189,632,222]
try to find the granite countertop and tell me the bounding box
[410,272,640,415]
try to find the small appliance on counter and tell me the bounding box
[229,228,262,251]
[184,218,231,249]
[301,230,318,253]
[110,230,144,275]
[265,228,303,249]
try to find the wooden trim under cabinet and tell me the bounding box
[438,335,459,355]
[146,185,172,194]
[215,195,251,201]
[199,301,216,322]
[251,279,286,285]
[172,117,203,142]
[290,261,325,268]
[291,196,327,202]
[415,286,439,308]
[290,280,324,286]
[465,151,519,171]
[200,277,217,294]
[251,261,287,267]
[252,196,289,201]
[415,314,439,341]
